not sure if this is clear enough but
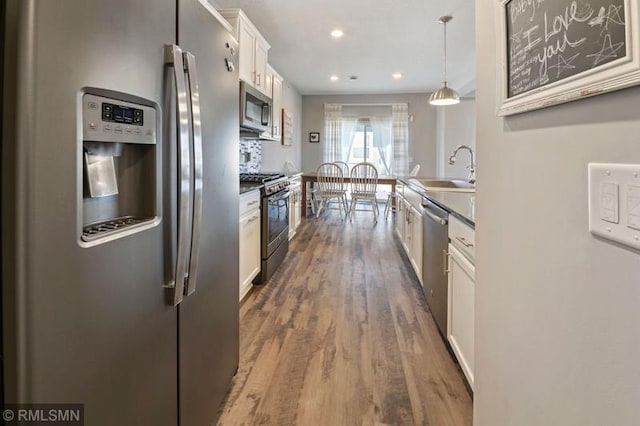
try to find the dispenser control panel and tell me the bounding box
[83,93,156,144]
[102,102,144,126]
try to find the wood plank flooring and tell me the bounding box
[217,212,473,426]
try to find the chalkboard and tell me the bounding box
[506,0,627,98]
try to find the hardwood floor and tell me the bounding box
[217,212,473,425]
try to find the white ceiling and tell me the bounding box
[214,0,476,96]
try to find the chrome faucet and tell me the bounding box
[448,145,476,184]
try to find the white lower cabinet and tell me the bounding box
[239,191,261,301]
[395,194,406,244]
[447,216,475,389]
[289,176,302,239]
[408,205,423,281]
[395,186,423,284]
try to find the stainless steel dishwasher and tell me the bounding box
[422,197,449,337]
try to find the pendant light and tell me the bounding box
[429,16,460,106]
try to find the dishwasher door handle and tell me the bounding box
[423,208,448,226]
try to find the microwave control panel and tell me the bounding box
[82,93,156,144]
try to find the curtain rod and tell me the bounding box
[324,103,393,107]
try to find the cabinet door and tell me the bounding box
[402,199,412,253]
[238,24,255,85]
[395,195,405,240]
[260,67,274,139]
[294,190,302,230]
[288,189,297,239]
[272,74,283,138]
[254,41,268,95]
[410,208,423,282]
[447,243,475,389]
[288,185,302,239]
[239,210,261,300]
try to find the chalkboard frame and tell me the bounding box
[497,0,640,116]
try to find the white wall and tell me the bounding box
[437,99,476,179]
[475,3,640,426]
[301,93,437,175]
[260,81,303,172]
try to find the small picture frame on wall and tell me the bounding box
[309,132,320,143]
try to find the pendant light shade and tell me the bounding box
[429,16,460,106]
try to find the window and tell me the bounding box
[344,119,393,174]
[323,103,409,176]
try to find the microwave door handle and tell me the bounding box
[262,103,270,126]
[183,51,202,297]
[164,44,191,306]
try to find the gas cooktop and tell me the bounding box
[239,172,286,183]
[240,172,289,195]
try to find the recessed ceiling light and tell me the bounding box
[393,73,403,79]
[330,75,339,81]
[330,29,344,38]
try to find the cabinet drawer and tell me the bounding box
[449,215,475,262]
[239,190,261,216]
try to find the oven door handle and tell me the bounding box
[270,191,290,203]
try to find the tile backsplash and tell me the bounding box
[239,139,262,173]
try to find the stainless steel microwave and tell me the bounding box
[240,81,271,133]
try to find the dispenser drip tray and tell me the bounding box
[82,216,152,241]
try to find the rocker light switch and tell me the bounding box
[599,182,619,223]
[588,163,640,251]
[627,184,640,231]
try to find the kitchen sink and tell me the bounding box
[411,178,476,192]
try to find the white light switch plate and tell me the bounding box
[588,163,640,250]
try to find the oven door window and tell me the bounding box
[268,191,289,242]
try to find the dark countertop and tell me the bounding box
[239,183,262,195]
[399,177,475,227]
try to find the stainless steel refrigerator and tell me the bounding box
[1,0,239,424]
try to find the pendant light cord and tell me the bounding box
[443,20,447,84]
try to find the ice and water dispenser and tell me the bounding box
[80,91,159,244]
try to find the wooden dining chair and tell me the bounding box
[348,162,379,223]
[316,162,348,219]
[333,161,350,177]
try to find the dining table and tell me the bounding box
[299,172,397,218]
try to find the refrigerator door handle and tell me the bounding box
[183,51,203,297]
[165,44,192,306]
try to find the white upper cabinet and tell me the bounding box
[219,9,271,97]
[253,40,269,94]
[271,68,283,139]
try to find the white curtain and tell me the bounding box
[341,117,358,162]
[392,103,409,176]
[370,117,393,174]
[323,104,342,163]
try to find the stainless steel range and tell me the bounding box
[240,173,290,283]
